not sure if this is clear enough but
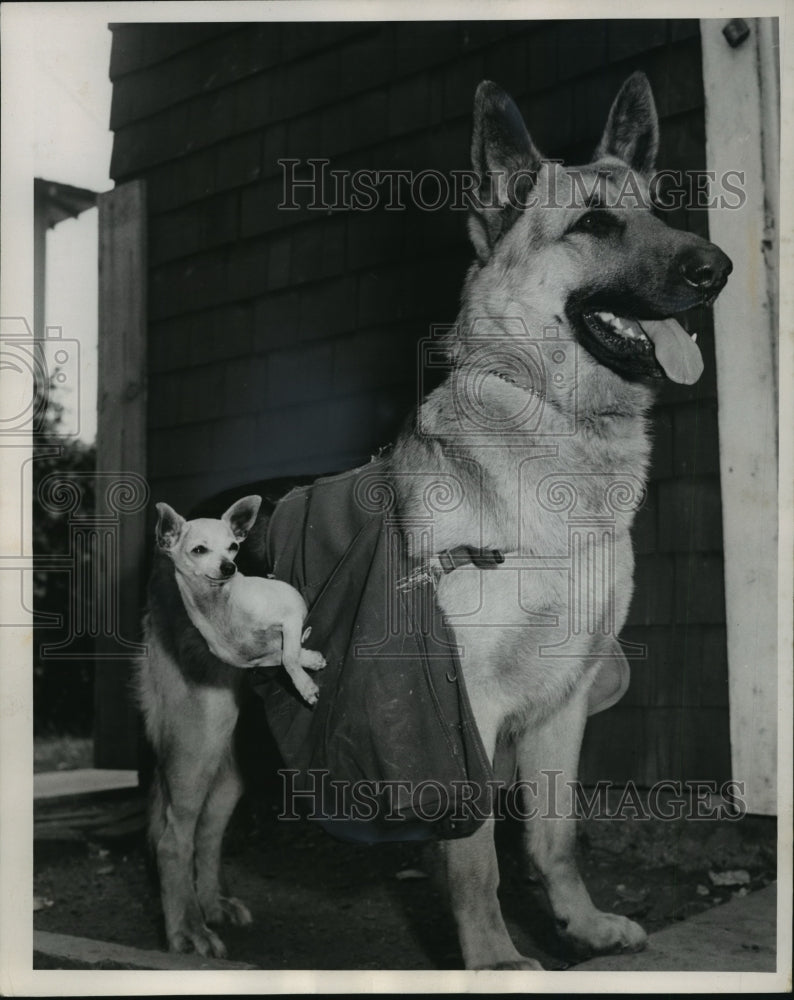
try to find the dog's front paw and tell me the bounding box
[291,671,320,706]
[169,921,228,959]
[202,895,252,928]
[222,896,253,926]
[565,911,647,955]
[300,648,326,671]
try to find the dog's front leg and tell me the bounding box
[157,769,227,958]
[280,614,321,705]
[194,748,252,929]
[156,687,240,958]
[438,819,543,970]
[435,705,542,971]
[516,683,647,957]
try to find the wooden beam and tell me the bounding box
[701,20,778,816]
[95,180,148,769]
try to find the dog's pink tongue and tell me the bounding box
[639,318,703,385]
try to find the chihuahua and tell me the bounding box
[155,495,325,704]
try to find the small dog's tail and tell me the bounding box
[135,611,165,750]
[146,764,168,853]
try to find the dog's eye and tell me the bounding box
[568,210,620,237]
[191,545,207,555]
[228,542,239,553]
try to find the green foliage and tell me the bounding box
[33,375,96,736]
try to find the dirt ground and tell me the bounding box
[34,781,776,970]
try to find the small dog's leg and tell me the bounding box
[299,647,326,671]
[194,749,252,928]
[516,684,647,957]
[281,615,320,705]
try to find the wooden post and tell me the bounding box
[701,20,778,815]
[94,180,148,769]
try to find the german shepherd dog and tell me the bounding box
[138,71,731,968]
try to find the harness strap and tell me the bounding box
[437,545,505,573]
[396,545,505,592]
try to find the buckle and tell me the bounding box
[438,545,505,573]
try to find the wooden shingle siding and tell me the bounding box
[109,18,730,783]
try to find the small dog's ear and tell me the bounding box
[593,71,659,177]
[222,495,262,540]
[468,80,543,261]
[155,502,185,550]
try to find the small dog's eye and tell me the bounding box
[229,542,239,553]
[191,545,207,555]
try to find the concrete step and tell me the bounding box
[33,930,257,971]
[574,884,777,972]
[34,769,138,802]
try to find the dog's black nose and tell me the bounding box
[678,244,733,296]
[220,561,237,578]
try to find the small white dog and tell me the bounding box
[155,495,326,704]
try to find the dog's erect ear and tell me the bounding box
[468,80,543,261]
[155,502,185,550]
[593,72,659,177]
[222,495,262,540]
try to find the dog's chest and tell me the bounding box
[434,532,633,725]
[435,519,635,639]
[430,436,644,718]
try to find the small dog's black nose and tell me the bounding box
[678,243,733,296]
[220,561,237,578]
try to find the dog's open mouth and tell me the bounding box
[581,309,703,385]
